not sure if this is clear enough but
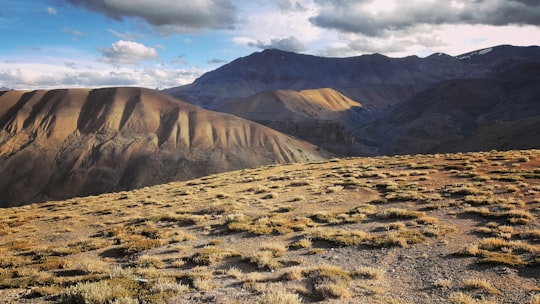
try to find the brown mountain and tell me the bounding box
[355,63,540,155]
[0,87,330,207]
[220,88,370,155]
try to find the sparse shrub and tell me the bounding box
[305,265,352,300]
[137,255,164,268]
[377,208,426,219]
[257,285,302,304]
[530,294,540,304]
[448,291,476,304]
[289,238,312,250]
[192,247,239,266]
[311,228,371,246]
[353,267,384,280]
[60,279,137,304]
[462,278,500,295]
[259,243,287,257]
[247,250,282,270]
[433,278,452,288]
[370,229,426,248]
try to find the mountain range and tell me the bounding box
[166,44,540,155]
[1,44,539,207]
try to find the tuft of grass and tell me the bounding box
[304,265,352,300]
[256,285,302,304]
[60,279,137,304]
[370,229,426,248]
[353,266,384,280]
[530,294,540,304]
[137,255,165,269]
[289,238,312,250]
[311,228,371,246]
[191,247,239,266]
[462,277,500,295]
[377,208,426,219]
[434,278,452,288]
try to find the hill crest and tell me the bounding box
[0,87,330,207]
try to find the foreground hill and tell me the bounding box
[356,63,540,155]
[220,88,369,155]
[0,87,330,207]
[165,45,540,113]
[0,150,538,303]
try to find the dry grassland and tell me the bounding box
[0,149,539,303]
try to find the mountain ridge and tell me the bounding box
[165,45,540,113]
[0,87,330,207]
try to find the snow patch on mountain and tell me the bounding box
[457,47,493,60]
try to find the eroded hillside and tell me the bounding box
[0,87,330,207]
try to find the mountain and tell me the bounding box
[0,87,330,207]
[165,45,540,156]
[219,88,370,155]
[165,45,540,113]
[355,63,540,155]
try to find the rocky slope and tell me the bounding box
[0,87,330,207]
[165,45,540,113]
[355,63,540,155]
[219,88,369,155]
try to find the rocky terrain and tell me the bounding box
[356,63,540,155]
[165,45,540,157]
[0,149,538,303]
[219,88,367,155]
[0,87,329,207]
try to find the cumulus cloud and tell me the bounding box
[47,7,57,15]
[65,0,237,34]
[0,61,204,90]
[100,40,159,65]
[248,36,307,52]
[310,0,540,37]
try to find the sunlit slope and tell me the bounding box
[0,87,330,206]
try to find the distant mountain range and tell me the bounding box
[165,45,540,155]
[165,45,540,112]
[2,44,540,207]
[0,87,329,207]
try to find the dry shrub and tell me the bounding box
[377,208,426,219]
[192,247,239,266]
[247,250,282,270]
[257,285,302,304]
[311,228,371,246]
[353,266,384,280]
[304,265,352,300]
[60,279,137,304]
[462,278,500,295]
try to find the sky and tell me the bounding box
[1,0,540,90]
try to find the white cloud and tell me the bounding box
[248,36,307,52]
[232,0,322,52]
[99,40,159,65]
[47,7,57,15]
[314,23,540,58]
[0,60,204,90]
